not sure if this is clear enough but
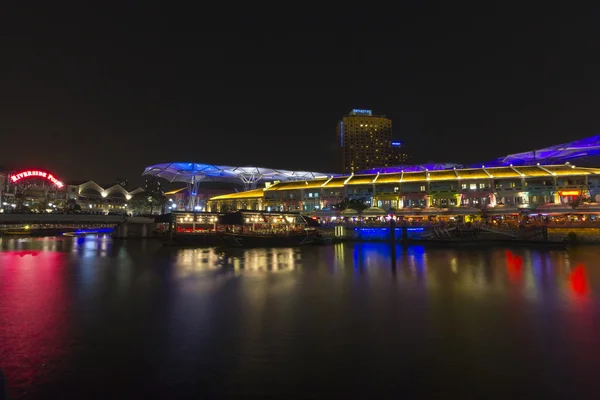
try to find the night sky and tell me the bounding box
[2,4,600,185]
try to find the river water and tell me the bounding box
[1,236,600,398]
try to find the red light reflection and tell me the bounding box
[505,250,523,283]
[569,265,589,296]
[0,251,69,396]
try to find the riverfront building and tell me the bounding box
[0,168,143,214]
[144,135,600,217]
[337,109,393,174]
[206,163,600,213]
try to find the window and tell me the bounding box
[479,183,486,189]
[469,183,477,190]
[308,193,313,198]
[420,185,426,192]
[510,182,516,188]
[461,183,467,189]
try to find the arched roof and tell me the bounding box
[360,163,461,174]
[142,163,332,184]
[361,135,600,174]
[479,134,600,167]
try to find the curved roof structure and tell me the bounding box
[142,163,332,189]
[475,134,600,167]
[209,164,600,201]
[361,135,600,173]
[360,163,462,174]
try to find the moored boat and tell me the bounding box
[219,230,318,247]
[164,210,320,247]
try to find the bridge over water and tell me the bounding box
[0,214,156,238]
[0,214,127,225]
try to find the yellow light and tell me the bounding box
[560,191,580,196]
[24,225,30,230]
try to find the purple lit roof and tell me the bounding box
[143,163,332,183]
[360,163,462,174]
[477,134,600,167]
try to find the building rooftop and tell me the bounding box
[209,164,600,201]
[143,163,333,189]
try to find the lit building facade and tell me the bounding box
[337,109,392,174]
[66,181,144,214]
[207,164,600,213]
[391,141,409,165]
[0,168,143,214]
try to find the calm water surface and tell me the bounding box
[1,236,600,398]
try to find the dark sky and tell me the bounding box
[2,4,600,185]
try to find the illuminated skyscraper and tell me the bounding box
[336,109,393,174]
[391,141,409,165]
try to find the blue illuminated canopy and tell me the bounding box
[368,135,600,173]
[143,163,332,185]
[361,163,462,174]
[476,134,600,167]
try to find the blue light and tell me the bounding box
[70,228,114,235]
[406,227,424,231]
[351,109,373,116]
[473,134,600,167]
[392,141,402,147]
[340,121,344,147]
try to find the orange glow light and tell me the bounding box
[560,190,580,196]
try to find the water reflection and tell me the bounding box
[171,247,299,274]
[0,250,69,398]
[2,238,600,398]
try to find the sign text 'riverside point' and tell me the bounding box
[10,170,65,188]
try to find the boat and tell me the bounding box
[164,210,321,247]
[219,230,318,247]
[218,210,320,247]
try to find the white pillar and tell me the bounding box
[141,224,148,237]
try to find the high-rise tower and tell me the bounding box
[336,109,392,174]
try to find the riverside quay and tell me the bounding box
[206,163,600,213]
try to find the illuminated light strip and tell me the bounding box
[372,172,380,183]
[343,173,354,185]
[353,227,423,232]
[559,191,580,196]
[537,165,556,176]
[74,228,114,234]
[321,176,333,187]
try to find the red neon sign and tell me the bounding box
[9,170,64,188]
